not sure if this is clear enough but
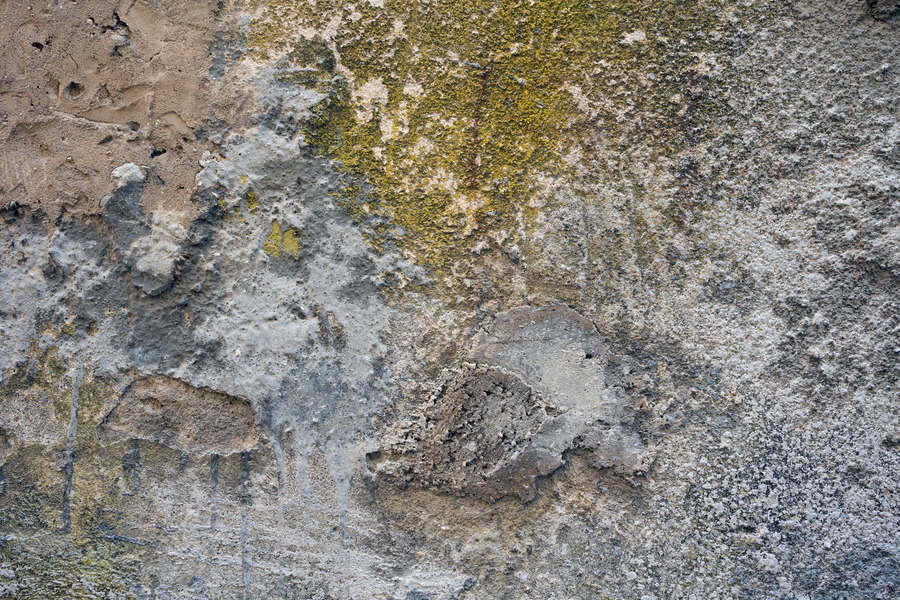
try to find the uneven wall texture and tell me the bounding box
[0,0,898,598]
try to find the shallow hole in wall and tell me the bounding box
[64,81,85,99]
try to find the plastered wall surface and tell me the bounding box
[0,1,898,599]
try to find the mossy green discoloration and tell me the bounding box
[36,318,77,341]
[247,0,741,288]
[0,443,66,533]
[0,536,141,599]
[0,341,70,420]
[0,347,143,598]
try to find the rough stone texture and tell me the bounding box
[0,1,898,599]
[373,363,564,502]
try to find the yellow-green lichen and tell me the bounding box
[0,341,69,414]
[264,220,283,256]
[37,318,76,340]
[60,320,77,339]
[247,0,742,291]
[244,187,260,214]
[263,220,302,259]
[282,227,301,258]
[0,349,142,598]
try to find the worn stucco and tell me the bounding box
[1,1,898,599]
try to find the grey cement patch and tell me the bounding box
[187,113,410,516]
[472,306,654,477]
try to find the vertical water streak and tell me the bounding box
[122,438,141,494]
[266,426,288,598]
[60,365,81,533]
[208,453,219,571]
[324,442,367,546]
[209,453,219,533]
[239,451,251,600]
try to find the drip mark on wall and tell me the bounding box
[269,429,287,598]
[60,366,81,534]
[240,450,252,600]
[210,453,219,532]
[123,438,141,494]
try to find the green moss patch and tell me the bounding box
[247,0,746,297]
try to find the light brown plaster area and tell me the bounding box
[0,0,249,223]
[98,375,260,455]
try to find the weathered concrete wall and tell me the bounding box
[0,1,898,598]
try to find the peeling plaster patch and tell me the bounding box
[376,305,656,501]
[472,305,608,412]
[472,305,655,479]
[129,213,187,296]
[98,376,259,455]
[373,364,562,502]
